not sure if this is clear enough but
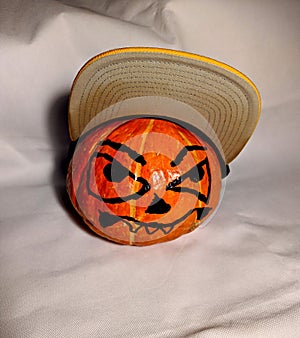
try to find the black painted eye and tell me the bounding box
[103,161,129,182]
[189,163,205,182]
[88,146,151,204]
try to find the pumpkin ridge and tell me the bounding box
[129,119,155,244]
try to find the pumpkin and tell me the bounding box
[67,118,222,245]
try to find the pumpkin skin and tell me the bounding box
[67,118,222,245]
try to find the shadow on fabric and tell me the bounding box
[47,93,99,237]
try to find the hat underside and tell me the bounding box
[68,48,261,163]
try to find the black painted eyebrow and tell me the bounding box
[165,186,209,204]
[170,145,207,167]
[101,139,146,165]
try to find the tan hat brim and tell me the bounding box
[68,47,261,163]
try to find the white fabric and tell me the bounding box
[1,0,300,337]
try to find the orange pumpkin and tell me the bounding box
[67,118,222,245]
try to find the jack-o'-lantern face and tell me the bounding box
[67,118,223,245]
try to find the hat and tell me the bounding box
[68,47,261,164]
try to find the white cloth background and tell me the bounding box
[1,1,300,337]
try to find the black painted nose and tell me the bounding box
[145,194,171,214]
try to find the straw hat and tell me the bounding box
[68,47,261,164]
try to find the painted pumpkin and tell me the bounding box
[67,118,222,245]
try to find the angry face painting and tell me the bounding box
[67,118,223,245]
